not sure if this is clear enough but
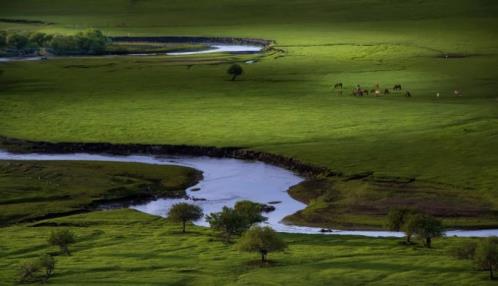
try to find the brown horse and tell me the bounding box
[384,88,390,95]
[393,84,402,91]
[334,82,343,89]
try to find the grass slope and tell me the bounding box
[0,209,495,286]
[1,0,497,197]
[0,160,201,225]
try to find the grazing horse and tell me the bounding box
[334,82,343,89]
[363,90,369,95]
[405,91,412,97]
[393,84,402,91]
[384,88,390,95]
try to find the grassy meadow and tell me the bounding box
[0,1,498,284]
[0,160,201,225]
[0,209,495,286]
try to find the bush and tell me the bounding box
[450,241,477,260]
[28,32,50,47]
[474,237,498,280]
[0,31,7,48]
[48,29,109,55]
[48,229,76,255]
[227,64,243,81]
[16,254,55,284]
[49,35,80,55]
[7,33,30,51]
[17,261,40,284]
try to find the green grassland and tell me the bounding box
[2,0,498,228]
[0,3,498,283]
[0,160,201,225]
[0,209,495,286]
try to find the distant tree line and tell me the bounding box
[0,29,109,56]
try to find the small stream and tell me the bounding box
[0,150,496,238]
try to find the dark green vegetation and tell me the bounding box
[0,29,108,56]
[0,209,496,285]
[167,203,204,233]
[1,0,498,228]
[206,201,267,242]
[0,160,201,225]
[236,226,287,263]
[1,1,498,284]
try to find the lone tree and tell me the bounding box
[474,237,498,280]
[237,226,287,263]
[48,229,76,255]
[227,63,243,81]
[206,206,250,242]
[38,254,56,283]
[406,214,444,248]
[167,203,204,233]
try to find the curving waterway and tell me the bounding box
[0,43,264,62]
[0,150,496,238]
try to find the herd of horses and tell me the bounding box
[333,82,412,97]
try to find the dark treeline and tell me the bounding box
[0,29,109,56]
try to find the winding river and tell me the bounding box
[0,43,264,62]
[0,150,497,238]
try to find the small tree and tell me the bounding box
[0,31,7,48]
[386,208,416,232]
[474,237,498,280]
[206,206,249,242]
[236,226,287,263]
[48,229,76,255]
[406,214,444,248]
[29,32,48,47]
[227,64,243,81]
[38,254,55,282]
[17,261,40,284]
[167,203,203,233]
[7,33,29,51]
[234,200,267,226]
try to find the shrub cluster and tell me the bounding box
[0,29,109,56]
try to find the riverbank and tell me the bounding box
[0,159,201,226]
[1,136,497,232]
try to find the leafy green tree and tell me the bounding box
[0,31,7,48]
[76,29,108,54]
[38,254,55,282]
[405,214,444,248]
[206,206,249,242]
[48,229,76,255]
[236,226,287,263]
[7,33,29,50]
[49,35,79,55]
[474,237,498,280]
[17,261,40,284]
[234,200,267,226]
[29,32,49,47]
[386,208,416,231]
[167,203,204,233]
[227,63,243,81]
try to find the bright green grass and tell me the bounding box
[0,209,494,286]
[0,1,497,219]
[0,160,200,225]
